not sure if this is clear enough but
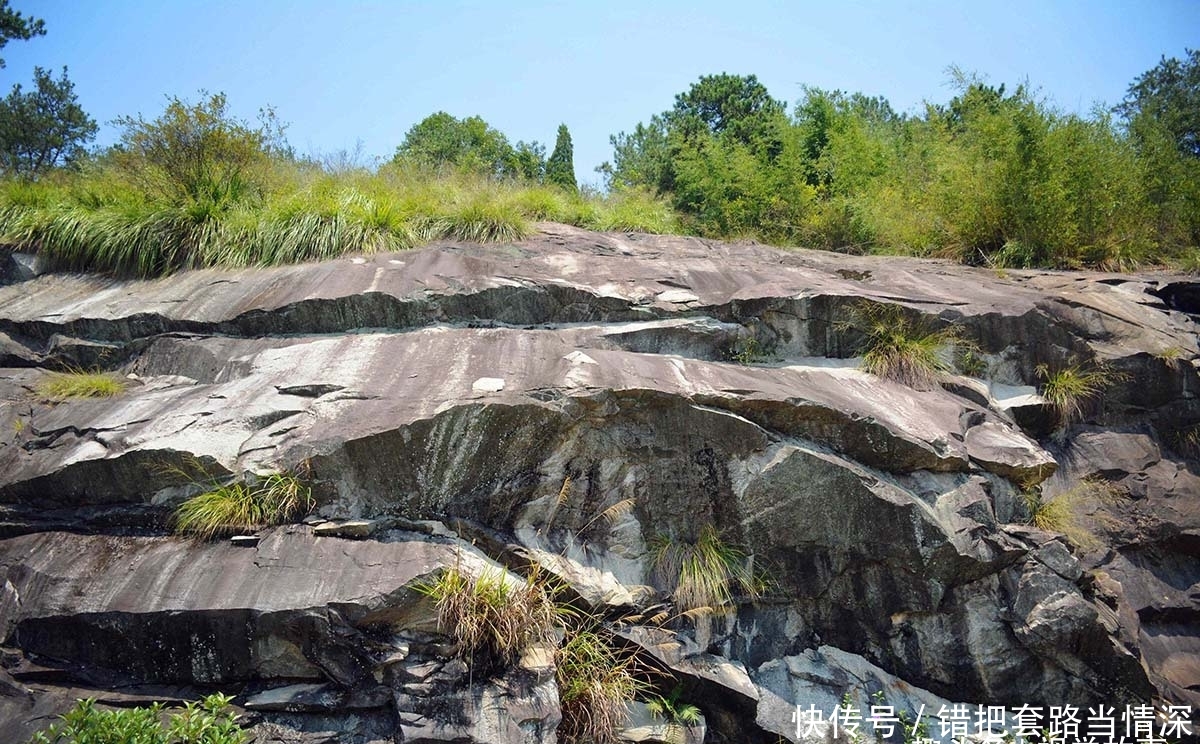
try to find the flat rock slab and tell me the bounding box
[0,529,453,621]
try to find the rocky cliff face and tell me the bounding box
[0,224,1197,743]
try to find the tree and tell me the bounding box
[0,66,96,176]
[394,111,518,177]
[1116,49,1200,159]
[546,123,576,190]
[667,73,785,147]
[598,115,672,192]
[509,139,546,182]
[0,0,44,68]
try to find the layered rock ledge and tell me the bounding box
[1,224,1197,742]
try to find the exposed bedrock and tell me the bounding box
[1,224,1198,742]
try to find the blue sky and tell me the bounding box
[3,1,1198,186]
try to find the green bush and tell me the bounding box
[29,693,248,744]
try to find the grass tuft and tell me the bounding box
[174,471,313,539]
[36,370,127,400]
[589,187,680,234]
[1023,477,1126,551]
[556,625,643,744]
[849,303,961,389]
[416,563,558,669]
[1035,357,1127,426]
[650,524,764,617]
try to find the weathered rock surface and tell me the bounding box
[1,223,1198,742]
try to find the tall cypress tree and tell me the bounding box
[546,123,577,191]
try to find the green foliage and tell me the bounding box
[0,0,44,69]
[850,303,959,388]
[174,471,313,539]
[546,123,577,191]
[110,91,282,208]
[729,336,767,365]
[556,625,642,744]
[589,186,679,234]
[0,115,686,276]
[35,369,126,400]
[603,67,1194,266]
[395,111,537,180]
[416,563,558,669]
[650,524,764,617]
[667,73,785,146]
[0,66,97,176]
[1117,48,1200,160]
[955,347,987,378]
[646,683,702,744]
[1034,358,1125,426]
[28,693,248,744]
[598,115,673,193]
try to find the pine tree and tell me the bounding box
[546,123,577,191]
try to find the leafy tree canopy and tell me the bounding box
[0,65,97,176]
[667,72,785,146]
[394,111,543,180]
[0,0,44,68]
[1116,48,1200,159]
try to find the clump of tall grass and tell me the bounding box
[35,369,127,400]
[650,524,764,617]
[1035,357,1127,426]
[588,187,680,234]
[1023,477,1126,551]
[174,471,313,539]
[556,625,643,744]
[416,563,559,669]
[848,303,962,389]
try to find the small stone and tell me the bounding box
[229,535,259,547]
[471,377,505,393]
[563,350,598,365]
[312,520,376,539]
[656,289,700,304]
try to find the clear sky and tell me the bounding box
[3,1,1198,187]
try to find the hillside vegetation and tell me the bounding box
[1,52,1198,276]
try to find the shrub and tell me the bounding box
[174,471,313,539]
[416,563,558,669]
[556,626,642,744]
[28,693,248,744]
[35,369,126,400]
[650,524,764,617]
[1035,358,1126,426]
[849,303,960,389]
[109,91,282,207]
